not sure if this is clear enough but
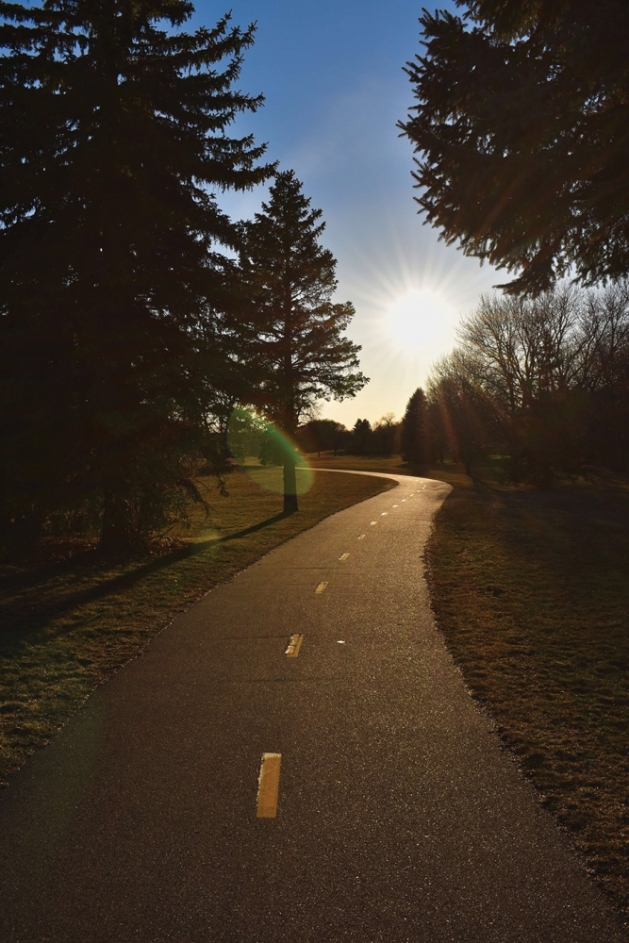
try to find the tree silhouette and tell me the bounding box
[298,419,348,456]
[399,1,629,294]
[350,419,373,455]
[372,415,399,457]
[427,282,629,481]
[401,388,427,464]
[0,0,271,553]
[239,170,367,512]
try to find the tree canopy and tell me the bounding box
[0,0,272,551]
[399,0,629,295]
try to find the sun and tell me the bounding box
[385,288,455,353]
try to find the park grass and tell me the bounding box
[0,465,394,785]
[313,453,629,919]
[424,461,629,919]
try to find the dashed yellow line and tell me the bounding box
[357,534,366,540]
[339,552,349,562]
[257,753,281,818]
[370,521,377,526]
[315,581,328,594]
[285,634,304,658]
[380,511,388,516]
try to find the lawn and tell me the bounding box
[425,461,629,919]
[313,453,629,920]
[0,465,394,785]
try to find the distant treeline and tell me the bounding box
[281,416,401,460]
[421,281,629,484]
[222,413,401,466]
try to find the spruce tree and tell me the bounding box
[0,0,271,552]
[401,388,427,465]
[238,170,367,512]
[399,2,629,295]
[350,419,373,456]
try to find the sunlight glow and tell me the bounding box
[385,288,455,353]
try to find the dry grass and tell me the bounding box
[424,461,629,919]
[0,465,394,785]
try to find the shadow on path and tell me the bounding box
[0,510,294,648]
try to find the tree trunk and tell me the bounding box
[283,453,299,514]
[100,491,142,555]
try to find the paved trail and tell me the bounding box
[0,472,626,942]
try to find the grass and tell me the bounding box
[424,461,629,918]
[315,454,629,919]
[0,464,394,785]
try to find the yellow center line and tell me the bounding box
[315,581,328,594]
[380,511,388,516]
[257,753,281,818]
[370,521,377,526]
[392,504,398,507]
[339,552,349,561]
[285,634,304,657]
[357,533,366,540]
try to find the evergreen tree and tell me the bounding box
[239,170,367,512]
[399,1,629,294]
[400,388,427,464]
[349,418,373,455]
[0,0,271,552]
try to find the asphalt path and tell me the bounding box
[0,471,627,943]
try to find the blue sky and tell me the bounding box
[195,0,500,426]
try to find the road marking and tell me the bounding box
[339,552,350,561]
[392,504,398,507]
[401,499,407,502]
[285,634,304,658]
[380,511,388,516]
[357,534,366,540]
[370,521,377,526]
[315,581,328,594]
[257,753,281,818]
[337,640,346,644]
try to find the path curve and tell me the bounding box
[0,471,626,942]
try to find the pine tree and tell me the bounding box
[350,419,373,456]
[239,170,367,512]
[0,0,272,553]
[400,388,427,464]
[399,2,629,294]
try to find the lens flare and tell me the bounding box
[226,409,313,496]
